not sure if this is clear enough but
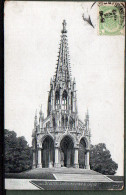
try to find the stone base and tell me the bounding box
[32,164,36,169]
[74,164,79,168]
[66,164,71,168]
[85,165,90,170]
[49,162,53,168]
[54,163,61,168]
[37,164,42,168]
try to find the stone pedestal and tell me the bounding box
[54,147,61,167]
[32,164,36,169]
[37,148,42,168]
[74,148,79,168]
[49,161,53,168]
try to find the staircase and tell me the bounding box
[30,167,113,182]
[53,173,112,182]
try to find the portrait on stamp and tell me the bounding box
[4,1,124,190]
[98,2,125,35]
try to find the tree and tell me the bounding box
[90,143,118,175]
[4,129,32,173]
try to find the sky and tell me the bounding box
[4,1,124,175]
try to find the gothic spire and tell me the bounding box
[54,20,71,87]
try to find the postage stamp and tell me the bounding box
[98,2,125,35]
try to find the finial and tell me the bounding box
[86,109,89,120]
[34,109,37,126]
[39,105,42,115]
[62,20,67,33]
[87,109,89,115]
[50,78,53,85]
[35,109,37,117]
[73,77,76,84]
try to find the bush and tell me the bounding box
[4,129,32,173]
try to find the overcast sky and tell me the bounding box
[5,1,124,175]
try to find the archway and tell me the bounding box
[55,90,60,109]
[78,138,86,168]
[62,90,67,110]
[60,136,74,167]
[42,136,54,168]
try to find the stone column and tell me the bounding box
[37,148,42,168]
[67,96,68,110]
[68,92,71,114]
[74,148,79,168]
[32,150,36,169]
[60,89,62,109]
[85,150,90,170]
[54,147,61,168]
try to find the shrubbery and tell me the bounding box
[90,143,118,175]
[4,129,32,173]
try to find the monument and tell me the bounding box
[32,20,91,169]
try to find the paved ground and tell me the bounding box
[5,179,40,190]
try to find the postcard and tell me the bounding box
[4,1,124,190]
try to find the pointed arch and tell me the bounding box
[41,134,54,146]
[42,135,54,168]
[62,90,67,110]
[57,132,76,148]
[55,89,60,109]
[79,136,89,149]
[60,135,74,167]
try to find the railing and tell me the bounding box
[36,126,90,138]
[37,126,77,134]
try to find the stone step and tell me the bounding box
[53,173,112,182]
[30,168,101,175]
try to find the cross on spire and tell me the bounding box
[62,20,67,33]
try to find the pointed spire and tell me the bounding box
[54,20,71,86]
[39,105,44,129]
[39,105,42,116]
[86,109,89,121]
[34,109,38,127]
[35,109,37,118]
[87,109,89,115]
[50,78,53,87]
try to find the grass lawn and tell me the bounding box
[5,172,55,179]
[107,176,124,181]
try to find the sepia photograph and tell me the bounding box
[4,1,124,190]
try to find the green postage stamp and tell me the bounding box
[98,2,125,35]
